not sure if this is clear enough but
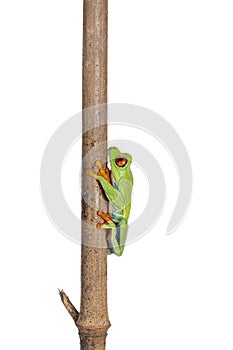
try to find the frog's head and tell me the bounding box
[109,147,132,182]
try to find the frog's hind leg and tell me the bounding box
[110,223,128,256]
[98,222,125,256]
[96,210,113,226]
[96,212,125,256]
[96,221,116,255]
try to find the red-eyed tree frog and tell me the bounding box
[87,147,133,256]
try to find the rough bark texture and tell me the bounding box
[59,2,110,349]
[78,1,110,349]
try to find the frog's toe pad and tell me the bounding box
[94,160,103,169]
[107,248,113,255]
[86,169,96,178]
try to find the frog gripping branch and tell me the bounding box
[59,1,134,349]
[87,147,133,256]
[59,1,111,349]
[40,0,193,346]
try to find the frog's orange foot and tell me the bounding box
[95,161,111,183]
[96,222,115,229]
[86,168,97,178]
[97,210,113,224]
[96,222,105,229]
[94,160,103,170]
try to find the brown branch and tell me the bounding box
[77,2,110,349]
[58,289,79,324]
[59,1,110,349]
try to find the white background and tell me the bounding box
[1,0,233,349]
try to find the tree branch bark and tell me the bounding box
[78,0,110,347]
[59,1,109,348]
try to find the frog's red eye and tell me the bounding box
[115,158,127,167]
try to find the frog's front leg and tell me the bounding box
[95,160,111,183]
[87,163,125,210]
[86,160,111,183]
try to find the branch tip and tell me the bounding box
[58,288,79,324]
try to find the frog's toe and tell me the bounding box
[107,248,113,255]
[94,160,103,169]
[97,210,112,223]
[86,169,97,178]
[96,222,104,229]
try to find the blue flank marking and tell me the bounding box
[116,223,121,246]
[112,181,121,247]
